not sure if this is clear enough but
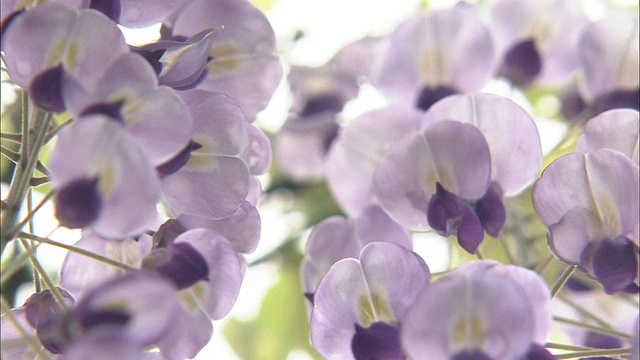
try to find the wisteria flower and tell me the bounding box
[159,90,250,220]
[302,204,412,298]
[490,0,589,87]
[310,242,430,359]
[576,109,639,164]
[401,260,552,360]
[325,106,423,216]
[49,115,161,238]
[533,149,639,293]
[63,52,194,167]
[60,231,154,298]
[422,93,543,197]
[162,0,282,120]
[374,120,493,253]
[577,11,639,105]
[374,5,495,111]
[275,63,360,181]
[1,2,129,112]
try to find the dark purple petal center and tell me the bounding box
[156,242,209,290]
[80,309,131,329]
[351,322,403,360]
[55,177,102,229]
[157,140,203,177]
[415,85,458,112]
[30,65,66,113]
[80,101,125,122]
[524,342,556,360]
[591,235,638,294]
[89,0,122,22]
[474,182,506,238]
[450,349,494,360]
[498,38,541,87]
[300,92,345,117]
[427,183,484,254]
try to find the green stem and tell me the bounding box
[0,244,39,285]
[557,293,615,329]
[555,347,631,359]
[550,264,576,298]
[5,191,54,239]
[534,253,554,274]
[553,315,634,341]
[1,111,53,254]
[18,239,68,311]
[18,231,137,271]
[545,342,594,351]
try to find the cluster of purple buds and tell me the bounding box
[1,0,278,358]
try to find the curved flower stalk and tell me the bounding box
[490,0,589,87]
[401,260,553,360]
[302,205,412,299]
[533,149,639,293]
[1,2,130,112]
[161,0,283,120]
[374,5,495,111]
[325,106,423,216]
[310,242,430,359]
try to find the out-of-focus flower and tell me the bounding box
[490,0,589,87]
[374,5,495,111]
[574,11,639,118]
[533,149,639,293]
[401,260,552,360]
[576,109,639,164]
[310,242,430,359]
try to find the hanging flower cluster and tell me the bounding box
[1,0,278,358]
[1,0,639,359]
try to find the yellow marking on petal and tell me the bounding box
[179,281,208,312]
[452,313,487,351]
[359,295,377,327]
[207,42,240,72]
[46,38,67,68]
[371,292,395,324]
[99,164,118,196]
[64,42,80,72]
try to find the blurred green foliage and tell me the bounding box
[224,241,323,359]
